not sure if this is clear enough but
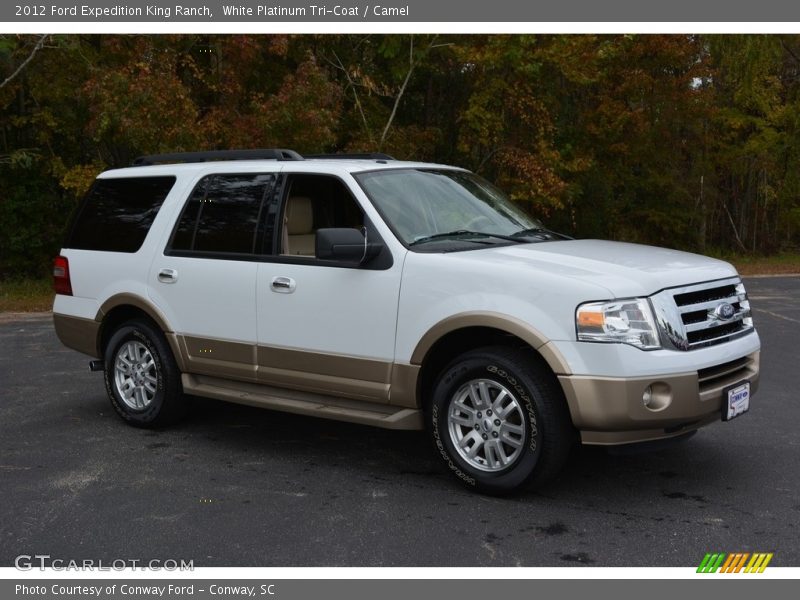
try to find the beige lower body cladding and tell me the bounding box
[53,310,760,444]
[559,352,760,444]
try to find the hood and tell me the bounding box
[465,239,738,297]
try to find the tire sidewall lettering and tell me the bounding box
[487,364,538,453]
[431,405,476,486]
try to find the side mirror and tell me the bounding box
[315,228,384,264]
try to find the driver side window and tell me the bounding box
[280,175,364,257]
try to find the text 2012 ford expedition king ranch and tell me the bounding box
[53,149,760,494]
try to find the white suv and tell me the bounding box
[53,149,760,494]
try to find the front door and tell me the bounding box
[255,173,402,402]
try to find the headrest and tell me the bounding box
[286,196,313,235]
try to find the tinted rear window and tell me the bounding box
[66,176,176,252]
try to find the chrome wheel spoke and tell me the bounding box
[131,396,139,410]
[467,382,483,409]
[501,431,523,449]
[485,440,510,468]
[450,412,473,427]
[495,441,511,466]
[122,380,135,398]
[134,387,145,408]
[501,422,524,438]
[477,381,492,409]
[464,436,484,459]
[458,429,482,450]
[451,399,476,426]
[494,395,518,420]
[484,440,500,468]
[491,389,508,413]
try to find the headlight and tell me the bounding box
[576,298,661,350]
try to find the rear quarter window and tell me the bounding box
[65,176,176,253]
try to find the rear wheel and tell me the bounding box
[427,346,574,494]
[103,319,187,427]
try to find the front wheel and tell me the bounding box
[103,319,188,428]
[428,346,574,495]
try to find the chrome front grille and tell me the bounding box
[650,277,755,351]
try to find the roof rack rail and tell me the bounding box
[303,153,396,161]
[132,149,303,166]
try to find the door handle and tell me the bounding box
[157,268,178,283]
[271,276,296,293]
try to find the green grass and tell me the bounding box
[0,278,54,312]
[721,252,800,276]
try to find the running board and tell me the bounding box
[181,374,423,430]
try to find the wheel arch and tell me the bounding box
[95,294,184,370]
[410,312,571,410]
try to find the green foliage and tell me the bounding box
[2,34,800,278]
[248,56,343,152]
[0,162,71,277]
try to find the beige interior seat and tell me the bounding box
[282,196,315,256]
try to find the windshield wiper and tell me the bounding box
[409,230,523,246]
[510,227,572,240]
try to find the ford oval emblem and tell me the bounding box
[714,302,736,321]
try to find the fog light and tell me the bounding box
[642,385,654,408]
[641,382,672,412]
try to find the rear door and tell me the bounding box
[148,172,279,382]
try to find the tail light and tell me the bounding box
[53,255,73,296]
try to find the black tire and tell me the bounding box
[427,346,575,495]
[103,319,188,428]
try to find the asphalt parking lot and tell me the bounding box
[1,276,798,567]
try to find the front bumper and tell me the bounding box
[559,351,760,445]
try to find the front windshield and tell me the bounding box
[354,169,545,246]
